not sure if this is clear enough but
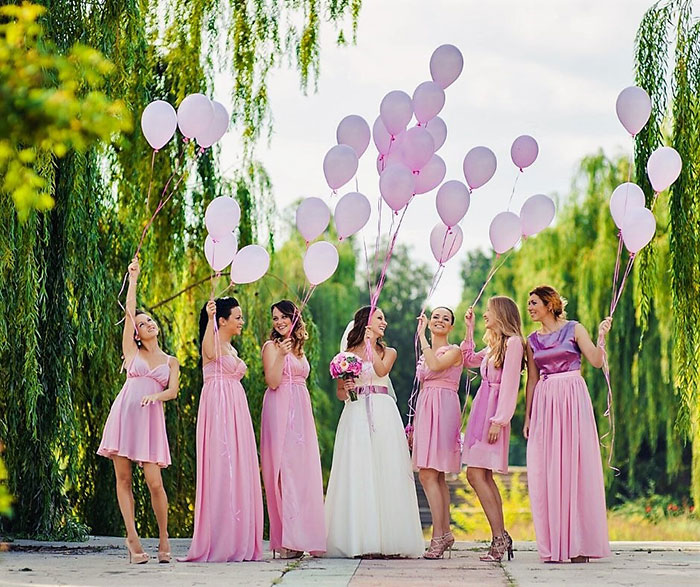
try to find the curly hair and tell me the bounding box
[529,285,567,319]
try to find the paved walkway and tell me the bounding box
[1,537,699,586]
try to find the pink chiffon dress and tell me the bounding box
[526,321,611,562]
[460,325,523,474]
[260,343,326,555]
[411,345,462,473]
[97,352,172,467]
[181,354,263,562]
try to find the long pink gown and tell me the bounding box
[460,326,523,474]
[411,345,462,473]
[97,352,171,467]
[527,321,611,562]
[182,355,263,562]
[260,343,326,555]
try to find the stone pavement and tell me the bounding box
[1,537,698,586]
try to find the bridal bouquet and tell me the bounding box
[329,352,362,401]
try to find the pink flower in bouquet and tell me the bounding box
[329,352,363,379]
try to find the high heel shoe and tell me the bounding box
[441,532,455,559]
[479,535,507,562]
[125,539,149,564]
[157,551,171,563]
[570,555,590,563]
[276,548,303,559]
[502,530,513,561]
[423,535,448,560]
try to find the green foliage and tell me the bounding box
[634,0,700,506]
[0,0,362,540]
[0,3,131,219]
[0,453,11,518]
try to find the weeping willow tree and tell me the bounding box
[634,0,700,505]
[0,0,362,539]
[460,152,689,503]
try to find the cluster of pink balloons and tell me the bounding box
[204,196,270,284]
[488,194,556,254]
[610,86,682,254]
[141,93,229,151]
[294,197,351,286]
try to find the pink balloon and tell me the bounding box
[616,86,651,136]
[380,90,413,136]
[334,192,371,239]
[230,245,270,284]
[412,81,445,124]
[177,93,214,139]
[337,114,371,158]
[205,196,241,240]
[430,223,463,264]
[402,127,435,171]
[436,180,470,226]
[519,194,555,237]
[296,197,331,242]
[646,146,682,192]
[141,100,177,150]
[489,212,521,254]
[510,135,539,170]
[463,146,497,190]
[196,101,229,148]
[622,207,656,253]
[424,116,447,151]
[430,44,464,89]
[414,154,446,195]
[303,241,339,285]
[609,183,645,229]
[204,233,237,272]
[323,144,359,190]
[375,135,406,174]
[372,116,392,155]
[379,164,415,211]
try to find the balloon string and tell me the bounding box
[116,146,196,322]
[610,254,635,316]
[610,232,624,315]
[471,249,514,307]
[146,149,156,210]
[599,341,620,475]
[506,169,521,211]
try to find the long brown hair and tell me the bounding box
[269,300,308,355]
[345,306,386,355]
[529,285,567,319]
[483,296,526,370]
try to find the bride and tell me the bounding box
[325,305,425,558]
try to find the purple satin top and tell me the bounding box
[528,320,581,375]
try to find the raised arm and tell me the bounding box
[523,342,539,439]
[121,257,140,362]
[461,307,487,368]
[201,300,218,365]
[574,318,612,369]
[262,339,293,389]
[371,346,397,378]
[490,337,523,427]
[416,314,462,371]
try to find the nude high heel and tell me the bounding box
[125,539,149,564]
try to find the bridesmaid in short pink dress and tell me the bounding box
[181,297,263,563]
[261,300,325,558]
[524,285,612,563]
[98,257,180,564]
[460,297,525,562]
[412,307,463,559]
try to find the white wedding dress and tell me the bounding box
[324,359,425,558]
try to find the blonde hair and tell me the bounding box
[483,296,526,370]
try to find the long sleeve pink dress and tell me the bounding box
[460,324,523,473]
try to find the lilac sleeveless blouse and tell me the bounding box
[528,321,581,375]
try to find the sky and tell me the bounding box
[215,0,658,308]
